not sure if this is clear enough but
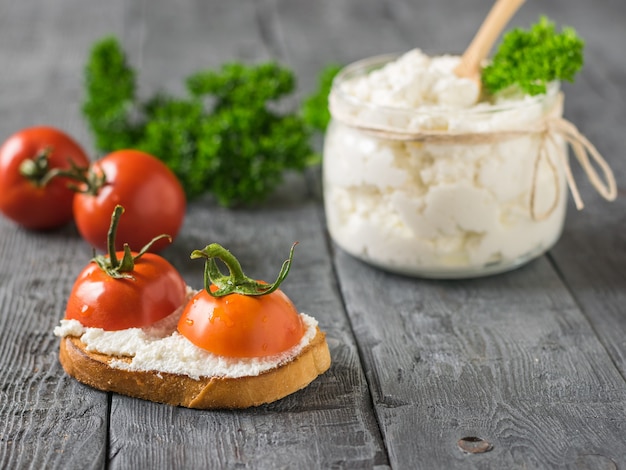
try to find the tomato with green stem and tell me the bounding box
[65,205,187,330]
[72,149,186,253]
[0,126,90,230]
[178,243,305,358]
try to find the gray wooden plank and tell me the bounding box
[0,0,130,146]
[334,251,626,468]
[276,0,410,92]
[133,0,278,98]
[550,201,626,376]
[546,0,626,382]
[0,0,130,468]
[0,219,109,469]
[318,0,626,467]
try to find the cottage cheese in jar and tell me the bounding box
[323,50,568,278]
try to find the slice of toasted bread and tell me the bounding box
[59,328,331,409]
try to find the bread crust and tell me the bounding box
[59,328,331,409]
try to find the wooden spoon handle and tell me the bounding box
[455,0,526,78]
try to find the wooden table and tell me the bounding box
[1,0,625,468]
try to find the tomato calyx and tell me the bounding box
[68,164,107,196]
[19,147,90,189]
[33,157,106,195]
[94,205,171,279]
[179,243,305,357]
[192,242,297,297]
[17,147,54,187]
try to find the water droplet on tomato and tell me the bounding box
[185,318,194,326]
[80,304,93,317]
[262,343,268,351]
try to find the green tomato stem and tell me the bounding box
[92,204,171,279]
[107,206,124,269]
[31,157,105,196]
[19,148,54,187]
[191,242,297,297]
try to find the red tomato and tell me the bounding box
[65,251,187,330]
[0,127,90,230]
[178,286,305,358]
[73,150,186,252]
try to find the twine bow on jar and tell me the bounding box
[531,114,617,220]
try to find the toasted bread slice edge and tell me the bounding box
[59,328,331,409]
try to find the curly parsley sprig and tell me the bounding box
[301,64,342,132]
[82,37,335,207]
[482,16,585,96]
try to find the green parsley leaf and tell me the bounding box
[482,16,585,96]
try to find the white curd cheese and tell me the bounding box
[324,50,567,277]
[54,297,319,380]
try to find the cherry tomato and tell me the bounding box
[65,251,187,330]
[178,242,304,358]
[73,150,186,253]
[178,286,305,358]
[0,126,90,230]
[66,205,187,330]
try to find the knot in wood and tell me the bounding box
[457,436,493,454]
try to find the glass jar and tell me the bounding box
[323,54,568,278]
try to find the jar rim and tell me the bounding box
[331,52,560,118]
